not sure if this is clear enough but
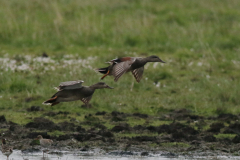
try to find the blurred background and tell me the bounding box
[0,0,240,124]
[1,0,240,54]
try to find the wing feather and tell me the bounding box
[80,95,92,104]
[56,80,84,91]
[132,67,144,83]
[112,60,134,82]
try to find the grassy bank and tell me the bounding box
[0,0,240,126]
[1,0,240,53]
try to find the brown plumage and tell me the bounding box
[1,139,13,160]
[36,135,53,157]
[43,81,113,106]
[97,55,165,82]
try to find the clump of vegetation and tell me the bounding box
[48,130,65,137]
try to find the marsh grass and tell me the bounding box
[214,134,236,140]
[0,0,240,53]
[0,0,240,127]
[48,130,65,137]
[115,132,159,138]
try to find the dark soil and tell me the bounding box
[25,117,60,131]
[1,109,240,156]
[27,106,44,112]
[42,52,48,57]
[95,111,107,115]
[0,115,6,122]
[207,122,224,133]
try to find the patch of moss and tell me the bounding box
[126,117,145,127]
[48,130,65,137]
[30,139,40,146]
[115,133,158,138]
[214,134,236,139]
[149,120,172,127]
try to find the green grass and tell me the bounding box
[126,117,146,127]
[115,132,159,138]
[48,130,65,137]
[214,134,236,140]
[0,0,240,125]
[0,0,240,53]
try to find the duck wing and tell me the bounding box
[112,57,136,82]
[132,66,144,83]
[80,95,92,104]
[55,80,84,91]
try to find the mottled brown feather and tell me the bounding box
[1,139,13,158]
[132,67,144,83]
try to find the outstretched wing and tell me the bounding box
[132,67,144,83]
[55,80,84,91]
[112,58,136,82]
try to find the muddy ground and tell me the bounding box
[1,108,240,157]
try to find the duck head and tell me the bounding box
[147,55,165,63]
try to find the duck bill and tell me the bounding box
[106,85,114,89]
[159,60,166,63]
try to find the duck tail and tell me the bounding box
[96,67,109,74]
[42,96,59,106]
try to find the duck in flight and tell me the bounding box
[96,55,165,82]
[43,80,113,106]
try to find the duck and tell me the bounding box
[43,81,113,106]
[1,139,13,160]
[36,135,53,157]
[96,55,165,82]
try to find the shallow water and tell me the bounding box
[1,150,240,160]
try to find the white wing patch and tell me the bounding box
[42,102,52,105]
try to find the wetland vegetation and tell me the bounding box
[0,0,240,157]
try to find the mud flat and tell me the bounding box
[1,109,240,158]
